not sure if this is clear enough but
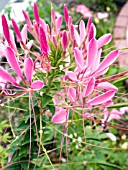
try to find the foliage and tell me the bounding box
[75,0,127,12]
[0,120,11,167]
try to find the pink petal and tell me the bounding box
[24,57,33,83]
[97,82,118,91]
[0,77,6,89]
[9,32,18,53]
[66,71,77,81]
[74,47,84,71]
[92,48,102,72]
[95,67,109,77]
[107,109,122,122]
[83,77,95,97]
[96,50,119,73]
[97,12,108,20]
[120,107,128,114]
[98,33,112,49]
[0,49,5,56]
[39,18,47,33]
[31,80,44,90]
[82,113,91,118]
[24,40,33,58]
[51,7,55,23]
[0,66,16,85]
[34,3,40,24]
[106,133,116,141]
[68,87,76,103]
[52,35,57,47]
[100,100,113,110]
[74,29,80,46]
[62,30,68,51]
[86,91,115,106]
[39,26,49,54]
[56,16,63,33]
[21,24,27,44]
[80,20,86,44]
[70,24,74,39]
[52,108,68,124]
[12,19,22,42]
[26,40,33,49]
[2,16,16,52]
[6,47,22,77]
[27,26,35,38]
[76,4,92,18]
[64,4,69,26]
[2,15,10,44]
[73,39,77,49]
[87,23,96,42]
[86,17,92,34]
[33,21,39,36]
[68,16,72,28]
[87,38,98,69]
[22,10,32,26]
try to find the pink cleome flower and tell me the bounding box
[76,4,92,18]
[0,3,119,125]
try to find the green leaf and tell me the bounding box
[91,161,123,170]
[31,158,44,167]
[46,104,55,114]
[10,135,23,147]
[19,144,29,156]
[113,76,128,84]
[107,103,128,109]
[0,120,9,133]
[41,93,52,107]
[34,106,40,115]
[53,81,61,90]
[20,162,28,170]
[21,131,35,145]
[86,137,101,141]
[7,146,18,155]
[15,122,28,131]
[54,70,65,77]
[5,165,20,170]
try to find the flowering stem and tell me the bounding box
[39,113,54,168]
[28,91,32,170]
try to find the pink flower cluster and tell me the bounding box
[76,4,92,18]
[0,4,119,124]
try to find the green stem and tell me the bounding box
[39,113,54,168]
[28,92,32,170]
[8,98,15,138]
